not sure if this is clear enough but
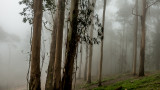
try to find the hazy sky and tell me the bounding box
[0,0,30,39]
[0,0,30,89]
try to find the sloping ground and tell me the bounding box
[77,72,160,90]
[78,73,134,90]
[94,72,160,90]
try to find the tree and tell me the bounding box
[133,0,138,76]
[29,0,43,89]
[84,44,88,80]
[45,15,58,90]
[87,0,97,84]
[139,0,146,77]
[61,0,79,89]
[98,0,106,86]
[78,44,83,79]
[52,0,66,89]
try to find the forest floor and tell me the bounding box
[76,71,160,90]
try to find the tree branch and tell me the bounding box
[146,0,160,9]
[43,21,52,31]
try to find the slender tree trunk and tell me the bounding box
[45,16,58,90]
[52,0,66,89]
[87,0,96,84]
[98,0,106,86]
[139,0,146,77]
[61,0,79,89]
[78,44,83,79]
[133,0,138,76]
[29,0,43,89]
[84,44,88,81]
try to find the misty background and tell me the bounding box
[0,0,160,89]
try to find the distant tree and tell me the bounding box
[139,0,146,77]
[87,0,97,84]
[78,44,83,79]
[98,0,106,86]
[84,44,88,81]
[133,0,138,76]
[29,0,43,89]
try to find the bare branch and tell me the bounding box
[42,21,53,31]
[146,0,160,9]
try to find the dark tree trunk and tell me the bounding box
[61,0,79,89]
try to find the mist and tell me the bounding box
[1,0,160,90]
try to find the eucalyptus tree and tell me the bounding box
[61,0,79,89]
[51,0,66,89]
[133,0,138,76]
[19,0,57,89]
[29,0,43,89]
[87,0,97,84]
[61,0,102,88]
[84,44,88,80]
[98,0,106,86]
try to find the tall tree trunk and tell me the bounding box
[98,0,106,86]
[45,16,58,90]
[61,0,79,89]
[78,44,83,79]
[139,0,146,77]
[29,0,43,89]
[84,44,88,81]
[133,0,138,76]
[52,0,66,89]
[87,0,97,84]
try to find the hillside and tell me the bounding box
[79,72,160,90]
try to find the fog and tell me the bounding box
[0,0,160,89]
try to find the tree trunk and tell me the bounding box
[133,0,138,76]
[52,0,66,89]
[84,44,88,81]
[29,0,43,89]
[78,44,83,79]
[87,0,97,84]
[45,15,58,90]
[139,0,146,77]
[61,0,79,89]
[98,0,106,86]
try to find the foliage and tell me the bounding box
[19,0,56,24]
[77,0,103,45]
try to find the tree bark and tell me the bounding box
[29,0,43,89]
[45,15,58,90]
[98,0,106,86]
[61,0,79,89]
[139,0,146,77]
[133,0,138,76]
[52,0,66,89]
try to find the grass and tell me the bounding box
[80,74,128,89]
[94,73,160,90]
